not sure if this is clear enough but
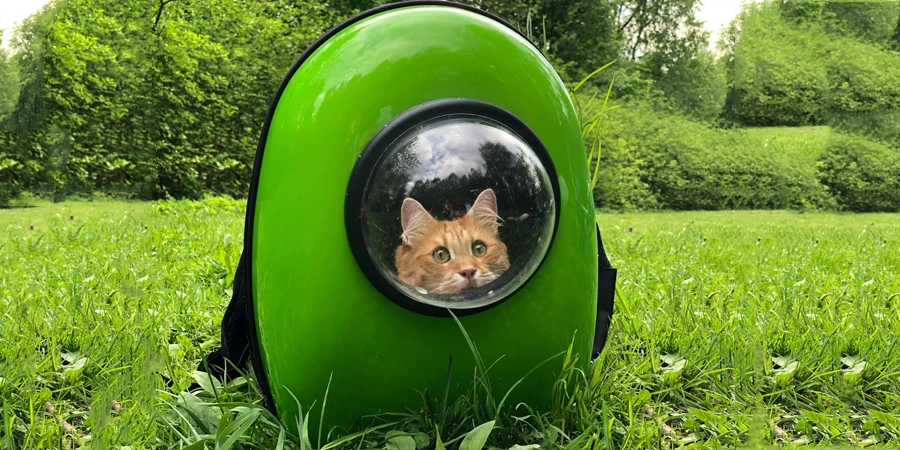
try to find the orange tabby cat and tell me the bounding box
[395,189,510,294]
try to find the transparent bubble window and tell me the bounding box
[357,113,557,310]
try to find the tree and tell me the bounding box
[616,0,724,121]
[529,0,619,82]
[644,47,726,122]
[20,0,336,199]
[776,0,823,23]
[614,0,703,61]
[0,35,18,122]
[448,0,620,82]
[1,2,61,201]
[0,34,20,205]
[7,2,58,137]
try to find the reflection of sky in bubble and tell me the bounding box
[399,120,540,195]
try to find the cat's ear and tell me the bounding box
[400,198,433,246]
[470,189,500,233]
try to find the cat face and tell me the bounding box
[395,189,510,295]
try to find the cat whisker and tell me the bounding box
[476,272,499,286]
[433,281,460,294]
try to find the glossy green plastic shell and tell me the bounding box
[252,4,597,437]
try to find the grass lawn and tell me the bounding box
[1,199,898,449]
[741,126,832,154]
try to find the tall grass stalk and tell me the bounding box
[567,61,619,192]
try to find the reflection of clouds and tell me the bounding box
[398,120,535,195]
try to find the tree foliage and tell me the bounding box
[1,0,334,202]
[822,1,900,46]
[610,0,725,122]
[0,2,61,204]
[455,0,620,82]
[614,0,702,60]
[0,37,17,122]
[892,11,900,51]
[1,0,897,209]
[640,37,726,122]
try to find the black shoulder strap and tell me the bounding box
[197,251,252,382]
[593,224,617,358]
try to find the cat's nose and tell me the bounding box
[459,269,476,280]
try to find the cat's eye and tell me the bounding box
[432,247,451,264]
[472,242,487,257]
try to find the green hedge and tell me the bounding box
[591,103,835,211]
[0,0,329,202]
[728,9,900,127]
[590,102,900,212]
[829,111,900,149]
[817,135,900,212]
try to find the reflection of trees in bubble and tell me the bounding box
[478,141,544,214]
[368,136,421,212]
[404,141,545,216]
[362,136,421,272]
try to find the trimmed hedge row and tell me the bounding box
[729,9,900,127]
[591,103,900,212]
[6,99,898,212]
[818,135,900,212]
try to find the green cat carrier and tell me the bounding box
[200,0,617,436]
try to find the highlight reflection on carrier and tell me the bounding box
[395,189,510,294]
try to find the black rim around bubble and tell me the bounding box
[344,99,561,317]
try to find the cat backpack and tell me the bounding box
[201,0,617,437]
